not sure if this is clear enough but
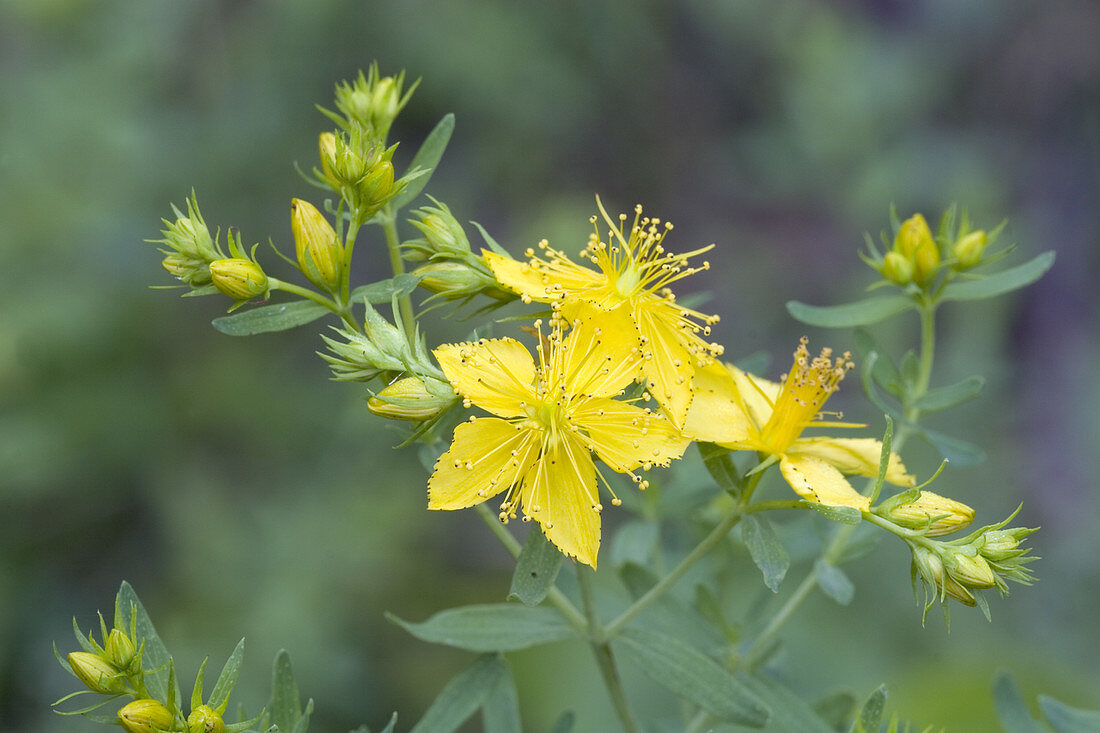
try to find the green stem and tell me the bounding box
[340,211,367,304]
[268,278,359,332]
[742,559,821,670]
[577,567,641,733]
[380,206,417,337]
[472,505,587,632]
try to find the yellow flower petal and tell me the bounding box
[635,302,698,428]
[778,453,871,511]
[434,338,536,418]
[520,431,601,567]
[570,396,688,472]
[483,250,604,303]
[559,305,643,399]
[682,361,756,445]
[791,437,915,487]
[428,419,538,510]
[728,365,781,431]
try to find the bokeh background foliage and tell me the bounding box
[2,0,1098,730]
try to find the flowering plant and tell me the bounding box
[54,66,1089,733]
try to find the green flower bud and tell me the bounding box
[979,528,1028,562]
[953,230,987,269]
[948,553,997,589]
[368,376,453,421]
[68,651,124,694]
[105,628,136,669]
[291,199,342,291]
[118,699,173,733]
[209,258,268,301]
[880,251,913,286]
[894,214,934,259]
[360,160,395,207]
[370,77,401,126]
[318,132,339,188]
[187,704,225,733]
[884,491,975,536]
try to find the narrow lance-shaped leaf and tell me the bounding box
[387,605,576,652]
[741,515,789,592]
[391,113,456,210]
[482,660,522,733]
[270,650,303,733]
[1038,694,1100,733]
[698,442,743,496]
[787,296,914,328]
[849,685,887,733]
[803,501,863,525]
[940,251,1054,302]
[912,376,984,412]
[409,654,507,733]
[117,582,180,706]
[508,525,564,606]
[737,674,836,733]
[815,558,855,606]
[209,638,246,712]
[212,299,329,336]
[615,628,770,726]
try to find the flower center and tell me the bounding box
[759,337,853,454]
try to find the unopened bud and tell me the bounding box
[105,628,136,669]
[979,529,1024,562]
[953,230,987,269]
[885,491,974,537]
[368,377,452,421]
[291,199,342,291]
[913,239,941,284]
[948,553,997,589]
[187,704,225,733]
[118,699,173,733]
[881,251,913,286]
[68,651,123,694]
[361,161,395,207]
[371,77,400,124]
[209,258,268,301]
[318,132,339,187]
[894,214,934,259]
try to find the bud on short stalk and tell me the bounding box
[209,259,268,301]
[368,376,454,421]
[105,628,136,669]
[187,704,226,733]
[953,230,987,269]
[118,699,174,733]
[68,651,125,694]
[291,199,342,292]
[883,491,975,537]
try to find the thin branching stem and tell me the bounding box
[577,566,641,733]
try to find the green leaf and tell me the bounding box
[618,564,727,651]
[210,638,245,712]
[508,525,563,606]
[615,628,769,726]
[694,584,739,644]
[854,329,903,397]
[482,661,522,733]
[387,604,576,652]
[117,582,180,706]
[803,502,863,525]
[993,672,1046,733]
[786,297,914,328]
[212,299,330,336]
[349,273,421,303]
[293,699,314,733]
[912,376,984,412]
[920,427,986,467]
[391,113,456,210]
[1039,695,1100,733]
[813,691,858,730]
[376,713,398,733]
[849,685,886,733]
[940,252,1055,302]
[741,515,789,593]
[608,520,659,567]
[409,654,506,733]
[815,558,855,606]
[471,221,510,257]
[736,674,836,733]
[271,650,303,733]
[699,442,744,496]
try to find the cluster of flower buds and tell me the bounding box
[152,192,226,288]
[64,615,142,696]
[322,299,456,422]
[403,201,516,306]
[864,205,1006,289]
[906,509,1037,617]
[873,488,975,537]
[314,67,426,218]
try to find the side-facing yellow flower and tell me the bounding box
[428,307,689,567]
[482,199,723,429]
[684,338,914,510]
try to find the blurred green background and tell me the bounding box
[2,0,1098,730]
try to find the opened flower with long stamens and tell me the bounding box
[684,338,915,510]
[483,198,723,429]
[428,307,689,567]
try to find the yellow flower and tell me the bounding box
[482,198,723,428]
[684,338,914,510]
[428,308,689,567]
